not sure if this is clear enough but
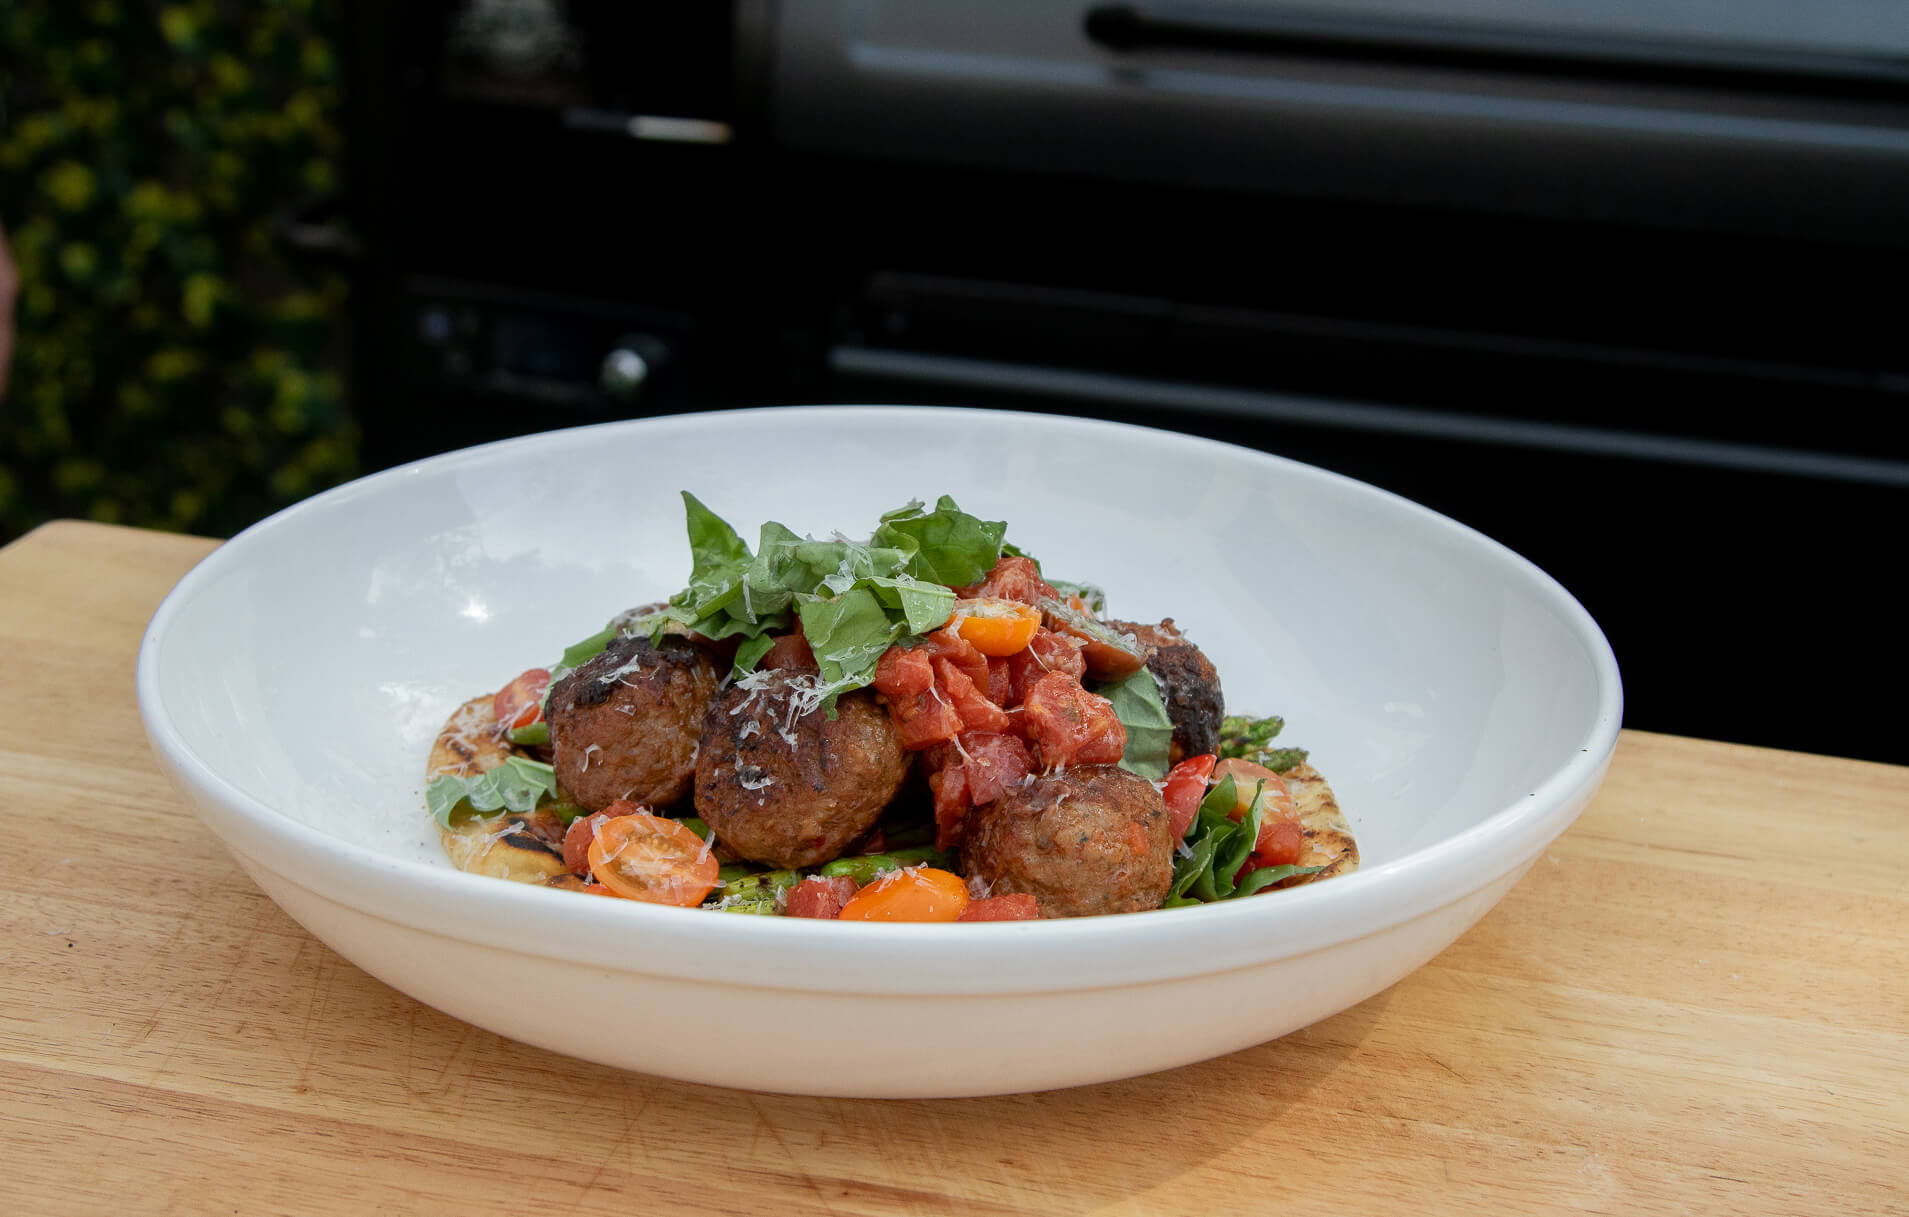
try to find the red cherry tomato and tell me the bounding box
[493,667,551,732]
[1162,753,1218,841]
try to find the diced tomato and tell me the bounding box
[1162,753,1218,841]
[919,625,989,692]
[1021,671,1126,768]
[958,893,1042,922]
[930,764,970,849]
[872,645,934,700]
[949,597,1042,657]
[785,874,860,919]
[932,657,1011,735]
[1006,629,1087,705]
[985,655,1013,707]
[893,687,966,750]
[875,647,966,750]
[758,632,817,672]
[958,554,1058,607]
[930,731,1033,850]
[493,668,551,731]
[960,732,1034,804]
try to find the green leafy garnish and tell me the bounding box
[647,492,1010,712]
[795,586,909,706]
[548,623,619,684]
[1165,773,1323,904]
[424,756,560,829]
[869,495,1009,587]
[1096,667,1173,780]
[732,634,777,673]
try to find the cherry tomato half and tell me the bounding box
[586,813,720,907]
[494,667,551,732]
[949,597,1042,657]
[837,866,971,922]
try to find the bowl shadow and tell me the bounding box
[385,982,1394,1214]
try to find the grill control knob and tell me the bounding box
[600,335,668,400]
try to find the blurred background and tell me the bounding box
[3,0,1905,763]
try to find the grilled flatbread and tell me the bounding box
[1280,761,1359,885]
[427,696,568,883]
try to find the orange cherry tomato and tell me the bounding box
[494,667,551,731]
[837,866,972,922]
[949,598,1042,658]
[586,813,720,907]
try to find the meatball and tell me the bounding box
[1111,618,1223,763]
[963,765,1173,918]
[546,635,720,812]
[694,671,910,869]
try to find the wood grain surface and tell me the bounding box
[2,520,1905,1216]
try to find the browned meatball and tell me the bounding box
[1111,618,1223,764]
[963,765,1173,918]
[546,635,720,812]
[694,671,910,869]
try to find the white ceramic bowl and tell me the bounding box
[138,405,1621,1097]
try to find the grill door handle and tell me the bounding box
[1081,3,1909,103]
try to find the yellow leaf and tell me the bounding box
[149,348,202,381]
[59,243,98,281]
[43,161,96,211]
[159,6,195,47]
[183,273,223,328]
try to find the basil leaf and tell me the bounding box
[1095,667,1173,780]
[870,495,1007,588]
[425,756,559,829]
[549,623,617,683]
[681,490,752,574]
[792,536,912,593]
[666,492,768,632]
[731,633,776,675]
[796,588,909,712]
[649,493,987,706]
[1188,807,1247,903]
[1212,778,1270,896]
[1167,821,1224,902]
[1233,864,1325,898]
[861,575,956,636]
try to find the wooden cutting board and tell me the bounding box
[1,520,1904,1215]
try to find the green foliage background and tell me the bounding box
[0,0,356,543]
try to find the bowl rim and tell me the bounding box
[137,404,1623,994]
